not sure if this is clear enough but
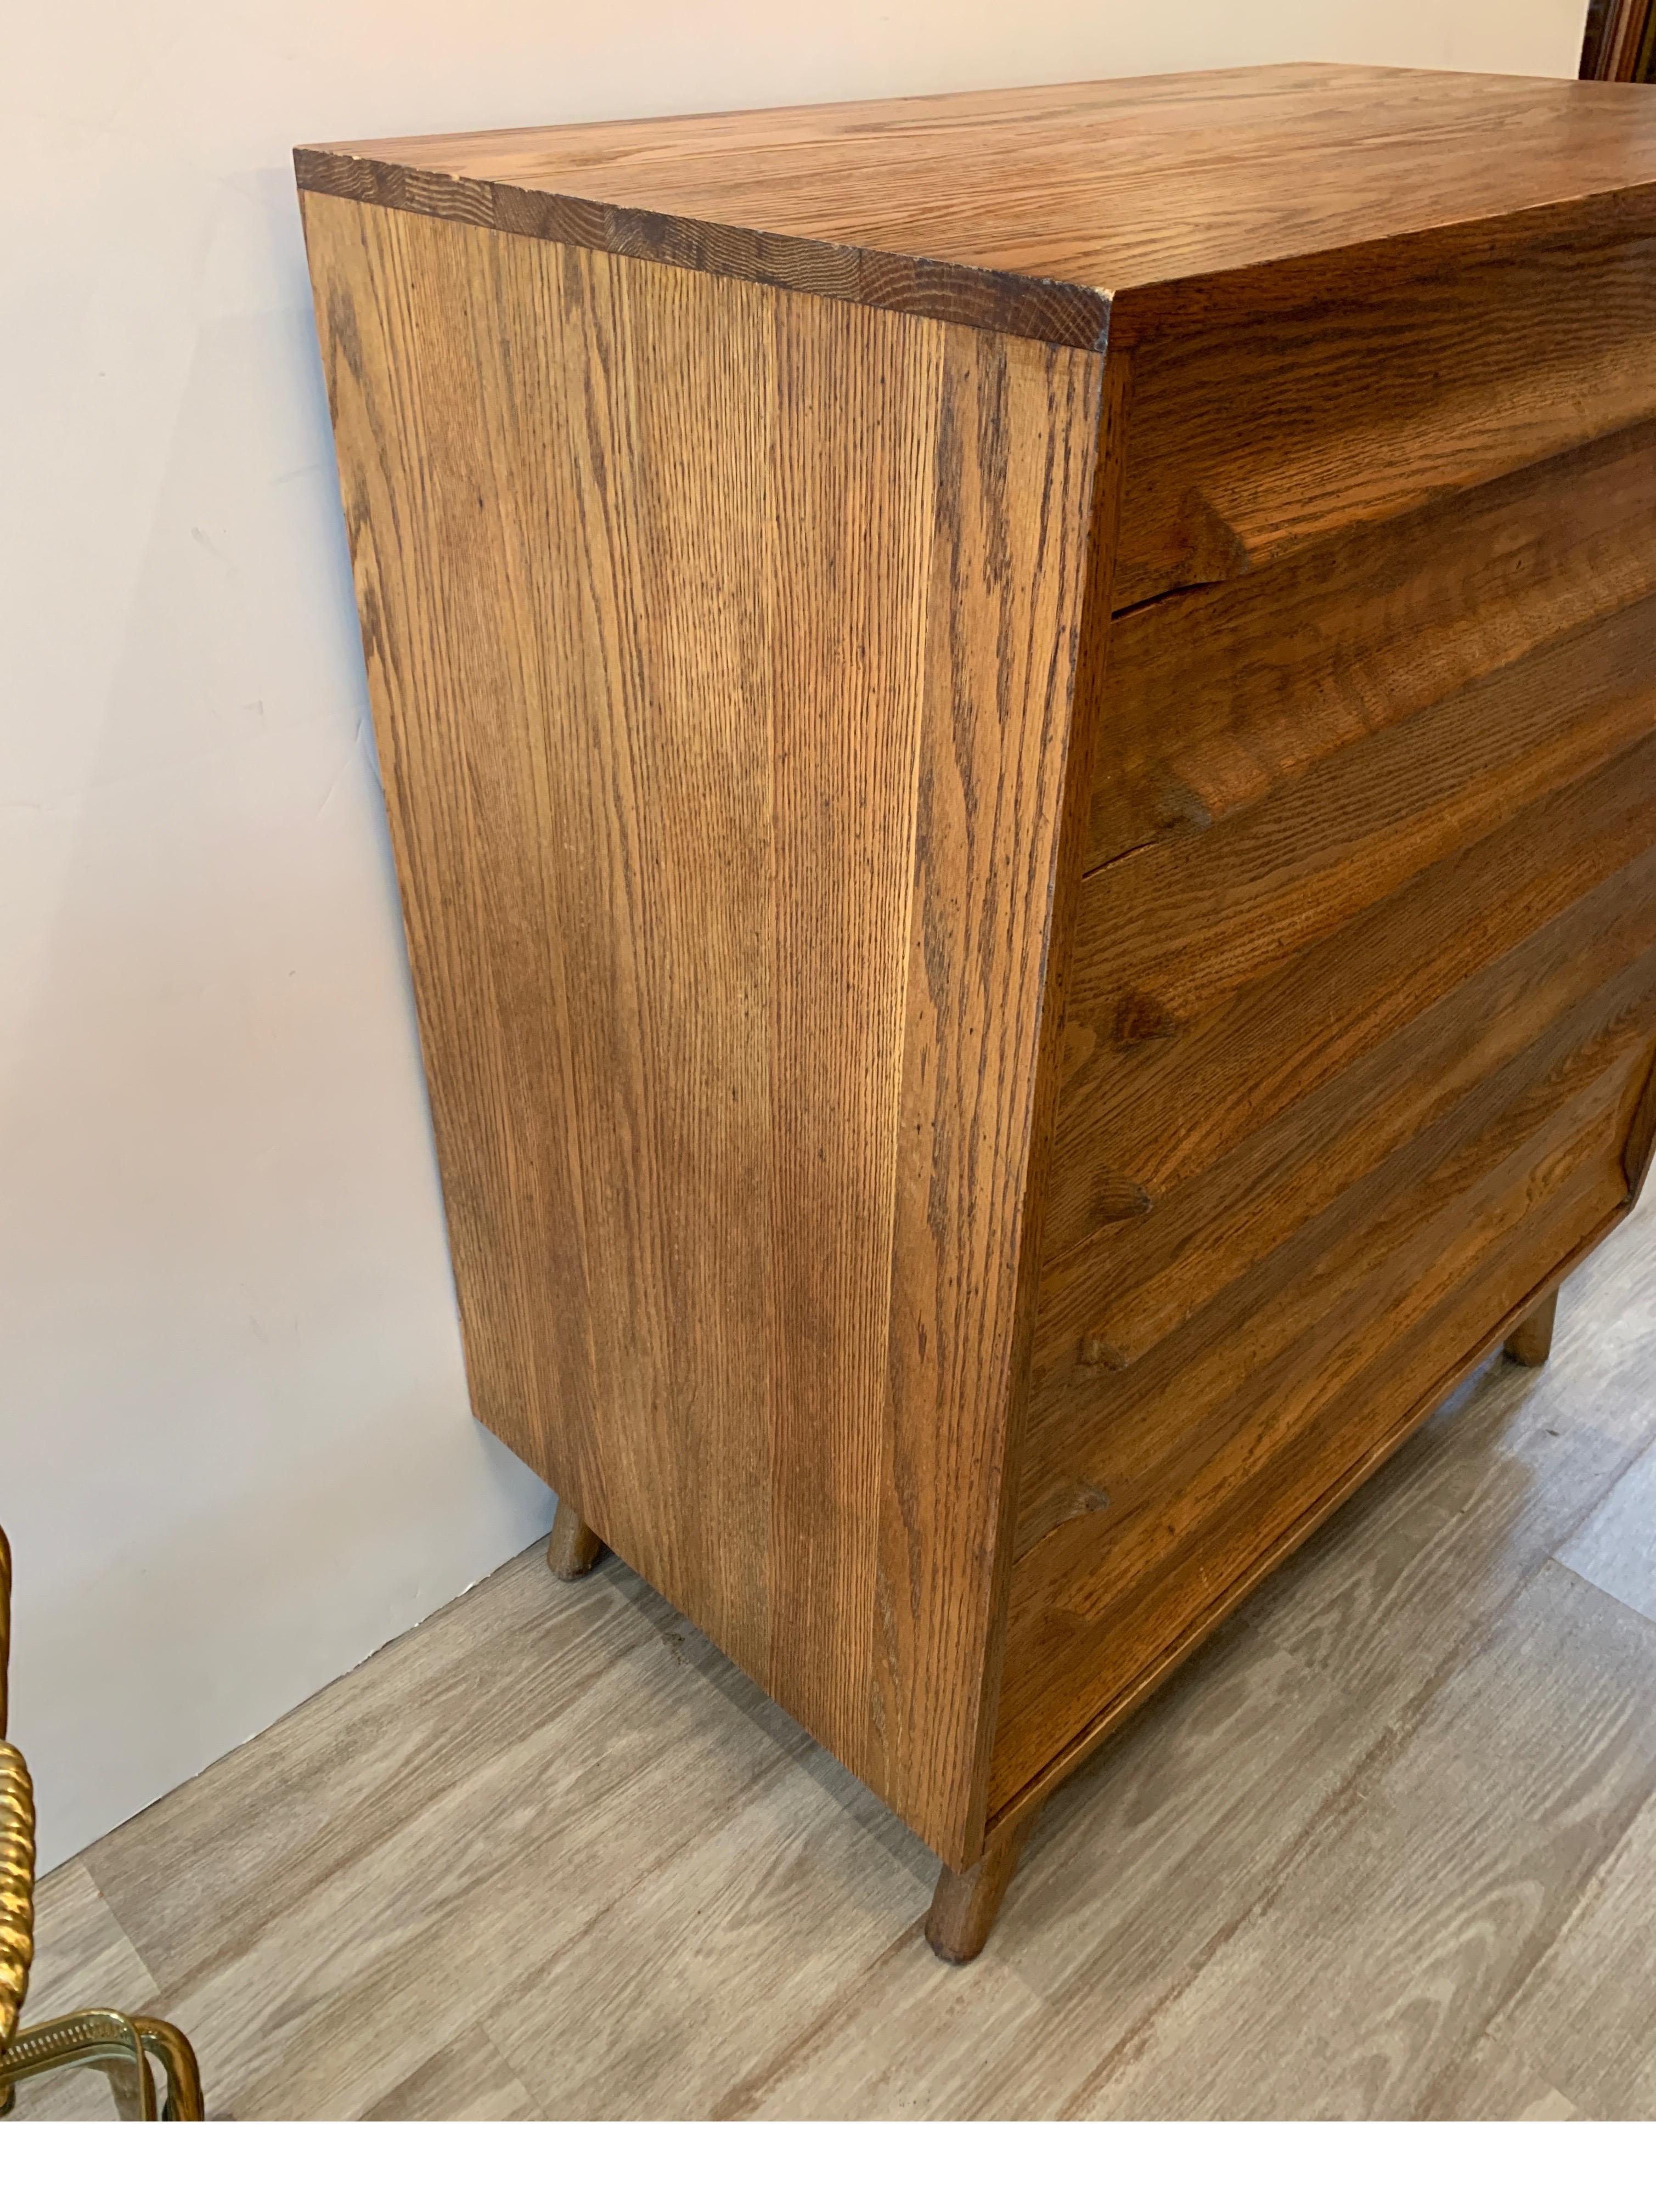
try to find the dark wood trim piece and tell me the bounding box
[1624,1042,1656,1202]
[1582,0,1656,82]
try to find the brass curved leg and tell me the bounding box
[134,2016,206,2120]
[0,2005,204,2119]
[0,2008,155,2119]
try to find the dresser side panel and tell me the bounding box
[300,190,1103,1863]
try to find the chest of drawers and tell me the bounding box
[298,63,1656,1959]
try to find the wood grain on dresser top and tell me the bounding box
[297,65,1656,346]
[300,64,1656,1895]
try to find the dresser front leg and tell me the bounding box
[546,1499,602,1581]
[1503,1285,1559,1368]
[925,1808,1038,1965]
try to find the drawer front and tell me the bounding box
[1037,833,1656,1421]
[996,306,1656,1814]
[1048,681,1656,1286]
[1086,416,1656,879]
[992,1070,1638,1812]
[1021,968,1656,1548]
[1111,234,1656,616]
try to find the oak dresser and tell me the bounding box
[297,64,1656,1959]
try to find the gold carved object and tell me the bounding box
[0,1527,205,2121]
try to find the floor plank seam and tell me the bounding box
[1447,2019,1586,2123]
[1047,1541,1619,2116]
[707,1918,925,2121]
[480,2017,548,2120]
[1051,1876,1280,2119]
[1539,1425,1656,1570]
[1545,1554,1656,1634]
[1427,1753,1656,2125]
[70,1858,172,2016]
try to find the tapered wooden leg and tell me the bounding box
[546,1499,602,1581]
[925,1808,1038,1965]
[1503,1285,1559,1368]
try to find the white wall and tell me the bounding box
[2,0,1587,1869]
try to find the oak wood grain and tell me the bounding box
[1033,848,1656,1402]
[301,191,1102,1867]
[1033,1054,1637,1593]
[995,1069,1643,1805]
[297,67,1656,348]
[1112,235,1656,606]
[1052,726,1656,1259]
[1067,583,1656,1084]
[924,1807,1039,1965]
[1030,1002,1653,1518]
[991,1163,1635,1831]
[963,348,1135,1846]
[1085,420,1656,873]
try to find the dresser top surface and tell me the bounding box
[299,64,1656,344]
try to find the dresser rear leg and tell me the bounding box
[546,1499,602,1581]
[1503,1285,1559,1368]
[925,1807,1038,1965]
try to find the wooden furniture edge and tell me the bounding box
[292,150,1114,349]
[953,349,1136,1861]
[1624,1039,1656,1200]
[982,1197,1634,1841]
[925,1802,1040,1963]
[1106,182,1656,343]
[296,145,1656,352]
[546,1500,603,1582]
[1503,1285,1560,1368]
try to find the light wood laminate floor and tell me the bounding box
[13,1193,1656,2121]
